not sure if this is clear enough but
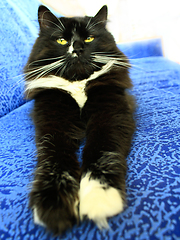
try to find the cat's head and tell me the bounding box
[25,5,124,81]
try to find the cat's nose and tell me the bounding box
[73,48,83,56]
[73,41,84,56]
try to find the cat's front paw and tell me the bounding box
[79,172,124,229]
[30,172,79,235]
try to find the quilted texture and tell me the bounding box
[0,0,180,239]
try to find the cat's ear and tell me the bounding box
[38,5,58,29]
[94,5,108,23]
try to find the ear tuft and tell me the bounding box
[38,5,58,29]
[94,5,108,23]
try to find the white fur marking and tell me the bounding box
[68,44,74,54]
[79,172,124,229]
[33,207,46,227]
[68,44,77,57]
[26,60,115,108]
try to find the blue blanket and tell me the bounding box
[0,0,180,239]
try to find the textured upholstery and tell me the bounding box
[0,0,180,239]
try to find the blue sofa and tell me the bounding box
[0,0,180,239]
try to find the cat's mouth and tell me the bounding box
[71,53,78,58]
[68,51,85,60]
[60,54,95,81]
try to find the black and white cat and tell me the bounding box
[24,5,135,235]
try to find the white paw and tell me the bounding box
[79,172,124,229]
[33,207,46,227]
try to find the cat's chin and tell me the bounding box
[69,54,89,64]
[64,74,91,81]
[61,60,95,81]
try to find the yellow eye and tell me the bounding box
[57,38,68,45]
[85,36,94,43]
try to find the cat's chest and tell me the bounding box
[26,76,88,108]
[58,79,88,108]
[25,60,115,108]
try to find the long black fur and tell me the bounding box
[24,5,135,235]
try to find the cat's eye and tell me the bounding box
[57,38,68,45]
[85,36,94,43]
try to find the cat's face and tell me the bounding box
[26,5,120,81]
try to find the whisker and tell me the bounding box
[26,61,65,98]
[24,59,66,81]
[91,52,145,70]
[91,52,127,59]
[56,17,65,30]
[6,75,25,97]
[51,30,62,37]
[90,62,102,70]
[92,55,131,69]
[59,61,68,77]
[26,59,65,73]
[40,14,64,32]
[87,20,106,30]
[91,52,145,69]
[28,56,65,67]
[41,61,65,78]
[93,55,128,61]
[86,17,93,30]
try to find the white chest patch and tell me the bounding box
[25,60,115,108]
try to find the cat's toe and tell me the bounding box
[79,172,124,229]
[30,173,79,235]
[34,207,46,227]
[32,200,78,235]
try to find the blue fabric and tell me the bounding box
[0,0,39,117]
[118,38,163,59]
[0,0,180,239]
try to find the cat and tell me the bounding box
[24,5,135,235]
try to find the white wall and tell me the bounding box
[41,0,180,63]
